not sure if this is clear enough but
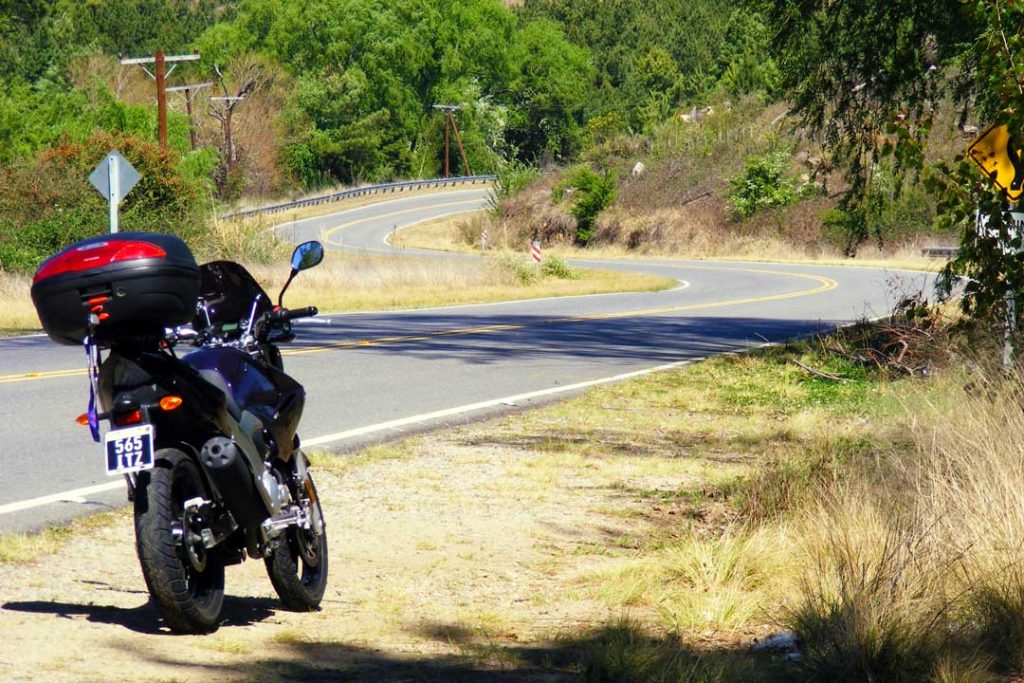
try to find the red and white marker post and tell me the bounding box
[530,239,542,264]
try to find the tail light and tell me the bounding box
[33,241,167,284]
[112,409,143,427]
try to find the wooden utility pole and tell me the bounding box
[155,51,167,147]
[167,83,212,150]
[120,52,201,149]
[432,104,472,177]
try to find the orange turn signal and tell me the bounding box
[159,395,183,411]
[75,413,90,426]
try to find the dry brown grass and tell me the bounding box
[392,210,947,272]
[0,270,41,333]
[234,252,672,313]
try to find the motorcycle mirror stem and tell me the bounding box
[277,268,298,308]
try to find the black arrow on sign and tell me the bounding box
[1008,134,1024,192]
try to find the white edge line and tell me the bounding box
[0,326,852,518]
[304,332,802,449]
[0,481,124,516]
[0,358,690,517]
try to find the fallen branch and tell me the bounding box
[792,359,848,383]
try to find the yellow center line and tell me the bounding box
[321,198,487,246]
[0,266,838,383]
[283,267,838,357]
[0,367,87,384]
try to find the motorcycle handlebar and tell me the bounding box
[269,306,318,323]
[285,306,318,320]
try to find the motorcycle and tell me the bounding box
[30,234,329,633]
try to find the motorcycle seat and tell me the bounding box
[197,369,243,420]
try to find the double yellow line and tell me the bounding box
[0,267,837,384]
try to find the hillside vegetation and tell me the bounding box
[0,1,1017,304]
[0,0,782,272]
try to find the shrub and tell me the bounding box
[0,131,210,273]
[553,165,619,245]
[487,159,540,219]
[456,214,491,247]
[727,151,797,219]
[491,250,539,284]
[540,255,580,279]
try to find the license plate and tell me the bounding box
[104,425,155,475]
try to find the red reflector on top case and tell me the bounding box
[33,241,167,283]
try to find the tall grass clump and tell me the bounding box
[0,269,40,330]
[201,216,290,264]
[788,370,1024,679]
[490,251,540,285]
[456,213,491,247]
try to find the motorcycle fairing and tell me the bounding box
[183,346,306,461]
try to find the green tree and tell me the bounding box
[763,0,974,251]
[763,0,1024,332]
[520,1,778,130]
[0,131,209,272]
[506,19,594,163]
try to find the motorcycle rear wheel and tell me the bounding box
[265,472,328,610]
[134,448,225,633]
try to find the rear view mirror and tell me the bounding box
[291,241,324,272]
[280,241,325,306]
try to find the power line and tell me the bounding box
[119,52,200,148]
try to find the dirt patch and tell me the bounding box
[0,435,669,682]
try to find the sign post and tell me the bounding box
[89,151,141,234]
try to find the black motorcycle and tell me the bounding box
[31,233,329,633]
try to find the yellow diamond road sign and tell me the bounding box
[967,124,1024,203]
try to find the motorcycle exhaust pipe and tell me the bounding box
[200,437,271,528]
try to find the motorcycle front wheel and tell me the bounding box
[265,471,328,610]
[134,448,225,633]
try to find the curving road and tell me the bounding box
[0,188,933,532]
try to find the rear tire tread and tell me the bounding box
[134,449,224,633]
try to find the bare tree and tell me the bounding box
[208,59,269,181]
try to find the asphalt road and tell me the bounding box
[0,188,933,532]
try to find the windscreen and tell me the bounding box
[194,261,273,330]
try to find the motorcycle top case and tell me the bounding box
[31,232,200,345]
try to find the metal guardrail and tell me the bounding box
[922,246,959,258]
[222,175,496,220]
